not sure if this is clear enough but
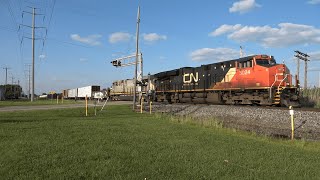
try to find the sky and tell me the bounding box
[0,0,320,94]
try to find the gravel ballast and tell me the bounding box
[149,103,320,140]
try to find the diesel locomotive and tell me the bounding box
[152,55,300,107]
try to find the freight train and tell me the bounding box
[109,78,151,101]
[152,54,300,107]
[62,85,101,99]
[110,54,300,107]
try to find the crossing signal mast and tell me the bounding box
[110,6,142,110]
[111,53,143,68]
[110,52,144,83]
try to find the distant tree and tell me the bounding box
[0,84,22,99]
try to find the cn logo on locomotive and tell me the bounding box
[183,72,199,83]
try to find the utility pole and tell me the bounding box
[294,50,310,90]
[296,58,300,82]
[2,67,10,85]
[25,64,31,99]
[133,6,140,111]
[31,7,35,101]
[240,46,243,58]
[21,7,45,102]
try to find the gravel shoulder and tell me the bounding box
[150,103,320,141]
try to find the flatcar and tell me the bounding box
[152,55,300,107]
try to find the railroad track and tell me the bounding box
[148,103,320,141]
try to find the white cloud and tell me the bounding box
[210,23,320,47]
[79,58,88,62]
[70,34,102,46]
[210,24,242,36]
[143,33,167,42]
[39,54,46,59]
[229,0,261,14]
[308,0,320,4]
[309,51,320,61]
[109,32,131,44]
[190,48,239,62]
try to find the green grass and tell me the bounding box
[1,105,320,179]
[0,99,83,108]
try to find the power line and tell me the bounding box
[40,0,56,56]
[5,0,19,29]
[294,50,310,90]
[21,7,46,102]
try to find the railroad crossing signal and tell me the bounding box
[111,60,121,67]
[110,53,142,68]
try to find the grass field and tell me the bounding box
[0,99,83,108]
[1,105,320,179]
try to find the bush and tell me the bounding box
[301,87,320,108]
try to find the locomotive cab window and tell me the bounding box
[246,60,252,67]
[238,60,252,68]
[256,58,277,67]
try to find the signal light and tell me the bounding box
[111,60,121,67]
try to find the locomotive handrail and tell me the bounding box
[269,74,279,99]
[277,74,288,93]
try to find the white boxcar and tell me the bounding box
[77,85,100,98]
[68,88,78,98]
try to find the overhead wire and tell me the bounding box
[3,0,26,84]
[40,0,56,59]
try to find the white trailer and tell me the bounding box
[77,85,100,99]
[93,91,105,99]
[68,88,78,98]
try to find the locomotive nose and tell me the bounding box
[277,64,285,72]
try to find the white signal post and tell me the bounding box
[289,106,294,140]
[85,95,88,117]
[140,96,144,114]
[149,101,152,114]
